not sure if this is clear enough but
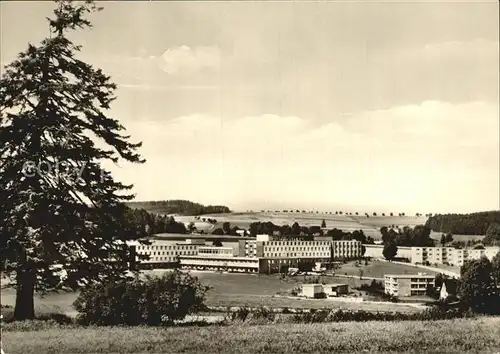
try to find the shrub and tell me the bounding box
[252,306,276,322]
[73,270,211,326]
[230,307,250,322]
[288,307,473,324]
[314,292,327,299]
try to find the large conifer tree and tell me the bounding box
[0,0,145,320]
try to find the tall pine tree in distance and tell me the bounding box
[0,0,145,320]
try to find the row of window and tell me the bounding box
[181,259,258,265]
[147,257,176,262]
[265,252,330,258]
[139,251,196,256]
[199,249,233,254]
[263,241,331,246]
[136,245,197,251]
[265,246,329,252]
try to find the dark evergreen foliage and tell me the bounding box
[73,271,211,326]
[425,211,500,239]
[380,225,435,247]
[0,0,144,320]
[458,257,500,314]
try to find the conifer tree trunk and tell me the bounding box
[14,269,36,320]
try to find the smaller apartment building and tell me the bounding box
[384,274,435,297]
[410,246,499,267]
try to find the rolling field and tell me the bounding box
[3,317,500,354]
[203,212,384,238]
[199,212,486,241]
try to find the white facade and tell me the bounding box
[410,246,499,266]
[331,240,363,259]
[257,239,362,260]
[179,255,259,272]
[129,239,200,264]
[261,240,331,259]
[384,273,435,297]
[362,244,413,259]
[364,244,499,267]
[256,234,271,242]
[197,246,235,257]
[301,284,323,298]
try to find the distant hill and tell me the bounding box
[425,211,500,235]
[126,200,231,216]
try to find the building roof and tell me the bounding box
[323,283,348,287]
[385,273,435,279]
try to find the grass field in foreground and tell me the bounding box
[3,317,500,354]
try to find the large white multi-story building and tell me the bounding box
[240,237,362,260]
[130,235,363,273]
[239,236,362,273]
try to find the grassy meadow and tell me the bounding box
[2,317,499,354]
[334,260,438,279]
[1,271,425,318]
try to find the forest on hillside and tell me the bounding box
[126,200,230,215]
[425,211,500,236]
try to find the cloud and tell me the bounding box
[108,100,499,213]
[155,45,221,75]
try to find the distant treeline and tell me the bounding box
[126,208,188,237]
[126,200,230,215]
[425,211,500,235]
[247,221,375,244]
[380,225,435,247]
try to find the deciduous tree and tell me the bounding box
[458,257,499,314]
[383,243,398,261]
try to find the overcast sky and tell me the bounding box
[1,1,499,213]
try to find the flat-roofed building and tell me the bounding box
[128,239,201,268]
[323,283,349,297]
[179,248,260,273]
[300,283,349,298]
[239,239,258,258]
[410,246,499,267]
[384,273,435,297]
[197,246,234,257]
[331,240,362,259]
[301,284,323,298]
[255,239,362,273]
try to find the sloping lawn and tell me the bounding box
[335,260,438,279]
[3,317,500,354]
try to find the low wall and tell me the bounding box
[363,244,412,259]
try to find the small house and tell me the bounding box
[301,284,323,298]
[323,283,349,297]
